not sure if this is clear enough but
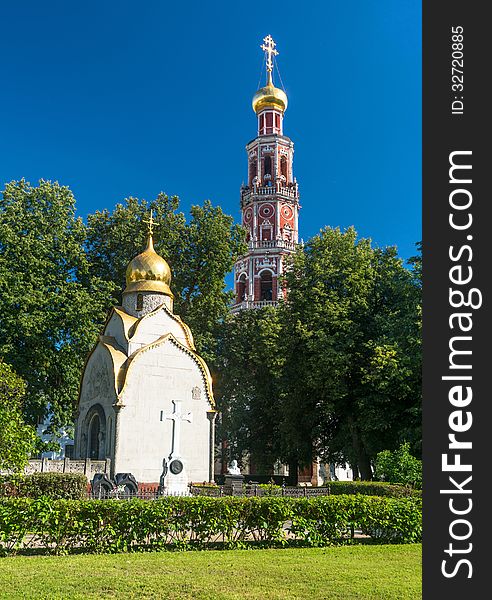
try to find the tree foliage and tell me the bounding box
[0,180,114,428]
[374,442,422,489]
[279,228,421,479]
[0,362,37,472]
[214,308,284,472]
[217,228,421,480]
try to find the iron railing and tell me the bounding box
[87,484,332,500]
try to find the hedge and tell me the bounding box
[0,495,421,555]
[0,473,87,500]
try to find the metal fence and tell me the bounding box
[87,484,332,501]
[190,484,331,498]
[89,489,189,500]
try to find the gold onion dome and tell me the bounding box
[252,73,288,114]
[124,235,174,298]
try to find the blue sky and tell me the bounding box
[0,1,421,262]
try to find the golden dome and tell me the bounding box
[123,235,174,298]
[252,74,288,114]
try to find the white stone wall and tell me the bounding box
[105,311,133,351]
[115,339,211,483]
[128,309,191,350]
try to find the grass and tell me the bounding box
[0,544,421,599]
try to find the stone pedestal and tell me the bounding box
[224,474,244,496]
[162,456,190,495]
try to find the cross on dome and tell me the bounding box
[261,34,278,74]
[143,209,159,236]
[252,35,287,113]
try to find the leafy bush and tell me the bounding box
[0,494,421,555]
[0,363,37,473]
[325,481,421,498]
[0,473,88,500]
[290,495,422,546]
[374,443,422,489]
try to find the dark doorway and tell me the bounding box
[88,414,101,459]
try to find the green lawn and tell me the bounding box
[0,544,421,600]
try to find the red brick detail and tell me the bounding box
[138,482,160,493]
[272,276,278,301]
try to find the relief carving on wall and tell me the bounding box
[255,257,277,271]
[82,358,112,406]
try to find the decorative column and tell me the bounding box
[207,410,217,482]
[111,404,124,480]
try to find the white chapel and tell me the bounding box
[74,219,216,488]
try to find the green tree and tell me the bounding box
[85,194,246,363]
[280,228,421,479]
[374,442,422,488]
[214,307,284,473]
[0,179,114,428]
[0,362,37,472]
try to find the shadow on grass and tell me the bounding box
[3,535,410,558]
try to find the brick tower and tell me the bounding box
[232,35,300,311]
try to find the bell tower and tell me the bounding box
[233,35,300,310]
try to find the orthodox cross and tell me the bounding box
[143,209,159,236]
[160,400,192,458]
[261,34,278,75]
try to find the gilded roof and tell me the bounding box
[124,235,174,297]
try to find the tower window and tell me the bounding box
[281,156,288,180]
[259,114,265,134]
[237,274,247,302]
[263,155,272,179]
[260,271,273,301]
[136,294,143,311]
[265,112,273,134]
[275,113,281,131]
[249,159,257,185]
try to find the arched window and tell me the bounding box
[263,156,272,180]
[88,413,101,460]
[260,271,273,301]
[136,293,143,311]
[249,159,257,185]
[280,156,288,180]
[237,274,247,303]
[275,113,281,132]
[84,405,106,461]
